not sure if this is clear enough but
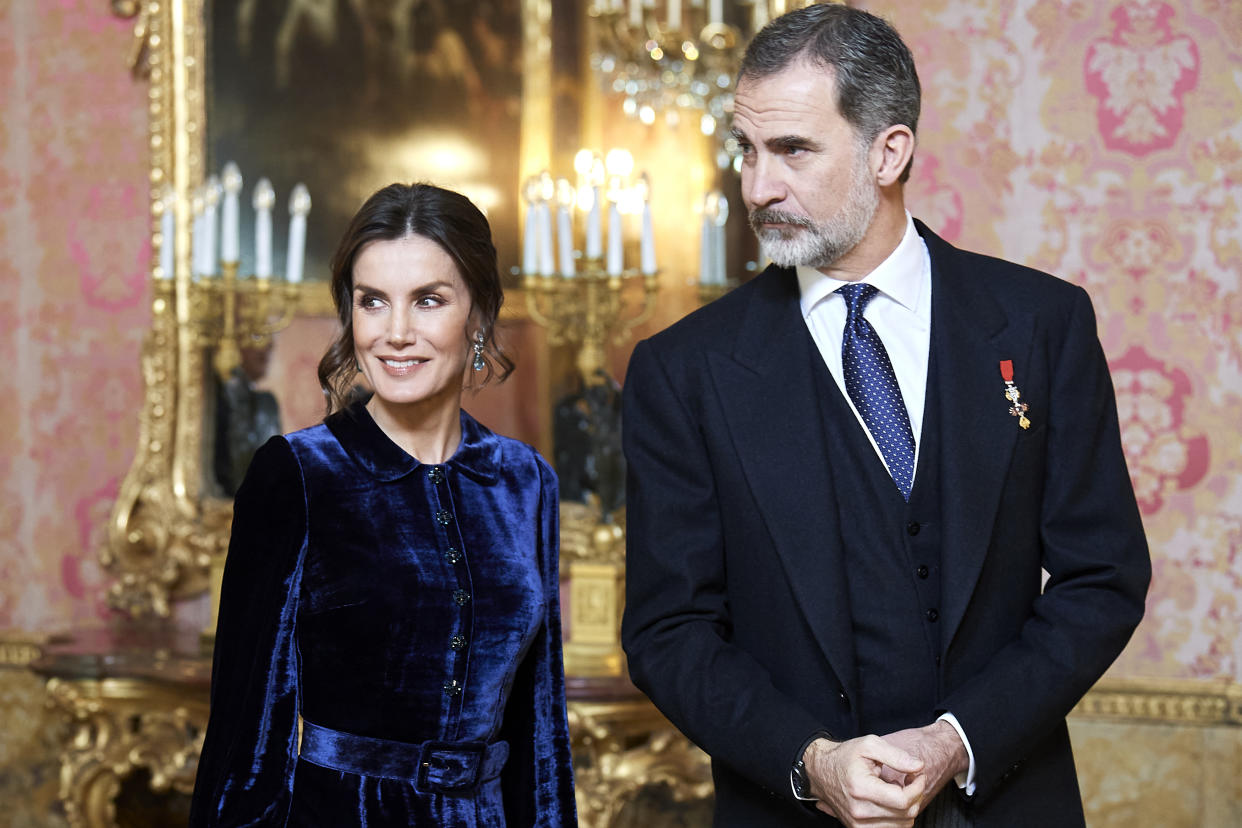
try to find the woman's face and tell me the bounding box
[351,234,475,416]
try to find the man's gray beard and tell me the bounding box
[750,155,879,269]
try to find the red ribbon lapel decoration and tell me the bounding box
[999,360,1031,430]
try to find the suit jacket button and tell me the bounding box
[907,521,921,536]
[926,608,939,622]
[838,691,850,708]
[916,565,929,579]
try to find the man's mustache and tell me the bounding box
[749,208,813,232]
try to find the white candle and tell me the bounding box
[586,186,602,259]
[606,199,624,276]
[557,204,576,277]
[668,0,681,29]
[537,202,555,277]
[202,175,221,276]
[158,191,175,280]
[286,183,311,284]
[253,177,275,278]
[753,1,769,30]
[629,0,643,26]
[523,202,538,275]
[713,191,729,284]
[191,191,204,277]
[638,173,656,275]
[699,212,713,285]
[556,178,576,277]
[220,162,242,264]
[708,0,723,25]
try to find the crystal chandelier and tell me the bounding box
[588,0,821,166]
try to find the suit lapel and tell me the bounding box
[706,267,860,698]
[920,224,1035,650]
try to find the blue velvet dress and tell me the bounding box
[190,402,577,827]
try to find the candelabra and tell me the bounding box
[521,153,660,385]
[589,0,821,155]
[171,163,311,380]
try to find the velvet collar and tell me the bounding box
[325,400,502,485]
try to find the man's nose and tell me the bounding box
[743,155,787,209]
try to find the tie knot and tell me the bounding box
[836,282,879,318]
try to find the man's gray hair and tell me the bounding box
[739,4,921,181]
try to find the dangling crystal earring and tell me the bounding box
[472,332,486,372]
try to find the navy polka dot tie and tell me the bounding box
[837,283,916,500]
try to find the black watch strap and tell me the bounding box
[791,729,833,801]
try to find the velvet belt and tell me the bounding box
[299,721,510,793]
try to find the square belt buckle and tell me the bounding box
[417,740,488,793]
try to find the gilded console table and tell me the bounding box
[31,621,711,828]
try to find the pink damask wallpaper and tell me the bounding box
[880,0,1242,682]
[0,0,1240,679]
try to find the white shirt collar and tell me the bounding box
[796,212,925,318]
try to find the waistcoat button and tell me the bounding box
[907,521,921,536]
[916,565,929,579]
[926,608,939,622]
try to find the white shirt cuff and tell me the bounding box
[936,712,977,796]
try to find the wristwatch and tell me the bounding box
[792,754,814,800]
[791,730,832,801]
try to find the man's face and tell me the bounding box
[732,61,879,270]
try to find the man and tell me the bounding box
[620,6,1149,828]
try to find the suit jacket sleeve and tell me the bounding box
[190,437,308,827]
[500,451,577,826]
[941,286,1150,797]
[621,338,827,799]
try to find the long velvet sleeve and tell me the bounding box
[190,437,308,827]
[499,451,577,827]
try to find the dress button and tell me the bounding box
[453,589,471,606]
[907,521,921,536]
[926,608,939,622]
[435,509,453,525]
[444,547,463,564]
[442,679,461,696]
[916,565,929,579]
[428,466,445,484]
[449,634,467,651]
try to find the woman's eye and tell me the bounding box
[416,295,444,308]
[356,295,383,310]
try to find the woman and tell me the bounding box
[190,183,577,826]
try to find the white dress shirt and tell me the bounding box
[793,212,977,795]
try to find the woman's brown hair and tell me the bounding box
[317,182,514,414]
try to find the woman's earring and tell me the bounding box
[472,332,486,372]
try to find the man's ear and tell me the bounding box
[872,124,915,187]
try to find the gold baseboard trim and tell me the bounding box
[0,630,50,669]
[1073,676,1242,727]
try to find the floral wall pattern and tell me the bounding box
[879,0,1242,683]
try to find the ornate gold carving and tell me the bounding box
[569,698,713,827]
[45,677,207,828]
[1073,676,1242,727]
[561,501,627,677]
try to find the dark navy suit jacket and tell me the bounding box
[620,221,1150,827]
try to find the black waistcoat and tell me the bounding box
[810,330,946,736]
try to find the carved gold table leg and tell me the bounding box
[569,698,713,828]
[45,678,207,828]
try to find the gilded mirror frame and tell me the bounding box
[103,0,556,616]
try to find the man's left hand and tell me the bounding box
[880,720,969,808]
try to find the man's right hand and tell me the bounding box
[802,736,926,828]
